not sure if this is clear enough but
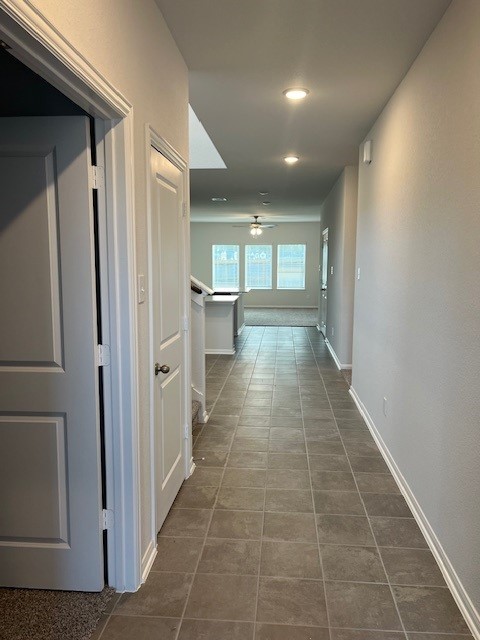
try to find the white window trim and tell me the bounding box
[212,244,240,289]
[277,244,307,290]
[245,244,273,290]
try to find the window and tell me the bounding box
[245,245,272,289]
[212,244,239,289]
[277,244,306,289]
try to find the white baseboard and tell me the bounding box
[198,410,209,424]
[324,338,352,370]
[141,539,157,584]
[236,322,245,336]
[188,458,196,477]
[349,386,480,640]
[205,348,236,355]
[245,305,317,309]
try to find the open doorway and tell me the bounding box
[0,46,106,591]
[0,7,139,597]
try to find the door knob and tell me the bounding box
[155,363,170,375]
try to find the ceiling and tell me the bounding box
[157,0,451,223]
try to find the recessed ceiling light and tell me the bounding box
[262,201,271,206]
[211,197,227,202]
[259,191,269,196]
[284,155,299,165]
[283,88,309,100]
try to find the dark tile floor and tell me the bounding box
[94,327,472,640]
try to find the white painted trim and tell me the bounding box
[205,348,236,355]
[324,338,352,370]
[145,125,191,580]
[200,411,209,424]
[189,460,196,477]
[0,3,141,592]
[141,540,157,585]
[236,322,245,336]
[349,386,480,640]
[0,1,130,117]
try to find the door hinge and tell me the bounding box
[91,165,104,190]
[97,344,110,367]
[184,423,190,439]
[182,202,188,218]
[102,509,114,531]
[183,316,189,332]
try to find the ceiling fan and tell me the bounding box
[232,215,277,236]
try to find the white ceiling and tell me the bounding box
[157,0,451,222]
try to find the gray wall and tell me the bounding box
[191,222,320,307]
[320,166,358,366]
[353,0,480,614]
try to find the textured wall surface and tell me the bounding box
[191,222,321,308]
[353,0,480,611]
[33,0,189,572]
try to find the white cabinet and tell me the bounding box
[205,295,239,355]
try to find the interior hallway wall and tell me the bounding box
[191,221,320,307]
[31,0,189,579]
[353,0,480,621]
[320,166,358,367]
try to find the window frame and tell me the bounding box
[212,244,240,289]
[276,243,307,290]
[244,244,273,290]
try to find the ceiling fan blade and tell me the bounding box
[261,224,277,228]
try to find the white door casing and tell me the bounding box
[150,146,187,533]
[0,116,104,591]
[320,228,329,337]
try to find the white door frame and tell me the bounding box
[0,1,141,591]
[144,125,192,580]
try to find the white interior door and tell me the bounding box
[150,146,187,532]
[320,228,329,337]
[0,117,104,590]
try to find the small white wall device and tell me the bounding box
[363,140,372,164]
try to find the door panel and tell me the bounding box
[161,368,182,478]
[150,147,186,532]
[0,117,103,591]
[0,152,62,367]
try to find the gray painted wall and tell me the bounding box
[353,0,480,614]
[320,166,358,366]
[191,222,320,307]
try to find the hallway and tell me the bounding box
[96,327,471,639]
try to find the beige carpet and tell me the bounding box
[0,587,114,640]
[245,307,318,326]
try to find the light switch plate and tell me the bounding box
[138,274,146,304]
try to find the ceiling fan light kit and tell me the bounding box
[232,215,277,234]
[283,87,309,100]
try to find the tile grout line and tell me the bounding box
[174,326,266,638]
[171,331,250,639]
[306,327,409,639]
[251,327,272,638]
[297,327,333,635]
